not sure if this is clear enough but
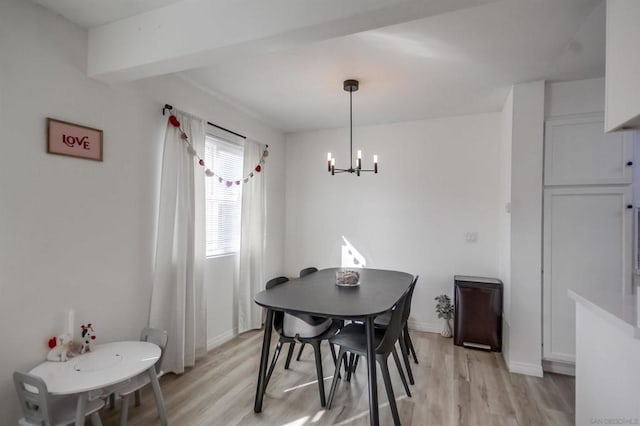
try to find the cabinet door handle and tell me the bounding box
[627,205,634,209]
[627,161,633,167]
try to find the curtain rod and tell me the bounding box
[162,104,247,140]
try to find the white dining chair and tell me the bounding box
[14,371,105,426]
[109,327,168,426]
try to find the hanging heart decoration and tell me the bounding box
[167,113,268,186]
[169,115,181,127]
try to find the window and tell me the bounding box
[205,134,244,257]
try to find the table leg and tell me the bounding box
[365,317,379,426]
[254,308,274,413]
[75,392,88,426]
[148,366,168,426]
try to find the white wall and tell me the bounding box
[545,77,605,118]
[506,80,545,377]
[284,113,502,331]
[0,1,159,421]
[498,88,514,362]
[0,1,285,422]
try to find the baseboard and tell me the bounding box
[507,360,544,377]
[542,359,575,376]
[206,328,237,351]
[407,319,441,334]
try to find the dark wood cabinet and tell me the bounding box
[453,275,503,352]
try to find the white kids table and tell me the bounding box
[29,341,167,425]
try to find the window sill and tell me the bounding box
[206,252,238,260]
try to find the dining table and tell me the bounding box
[253,267,414,426]
[29,341,168,426]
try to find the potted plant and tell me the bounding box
[435,294,454,337]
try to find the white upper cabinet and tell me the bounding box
[605,0,640,132]
[545,113,633,186]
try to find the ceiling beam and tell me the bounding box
[88,0,497,83]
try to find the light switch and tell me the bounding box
[465,232,478,243]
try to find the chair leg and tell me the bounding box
[109,393,115,409]
[329,343,341,379]
[405,325,418,364]
[398,334,415,385]
[345,353,356,382]
[264,341,283,393]
[392,346,411,398]
[134,389,141,407]
[284,342,296,369]
[378,354,401,426]
[296,342,306,361]
[329,342,337,365]
[311,341,326,407]
[120,394,130,426]
[91,411,103,426]
[327,346,346,409]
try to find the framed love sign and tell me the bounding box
[47,118,103,161]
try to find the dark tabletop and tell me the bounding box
[254,268,414,319]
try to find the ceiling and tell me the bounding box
[31,0,186,28]
[33,0,605,133]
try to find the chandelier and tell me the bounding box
[327,79,378,175]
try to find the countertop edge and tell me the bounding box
[568,289,640,339]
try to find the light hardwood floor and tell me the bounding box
[101,330,574,425]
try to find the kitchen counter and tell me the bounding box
[570,286,640,424]
[568,286,640,338]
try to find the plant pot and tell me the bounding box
[440,319,453,338]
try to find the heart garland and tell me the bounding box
[168,114,268,186]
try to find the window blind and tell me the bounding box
[205,135,244,257]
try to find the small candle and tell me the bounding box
[357,150,362,169]
[327,152,332,172]
[331,158,335,175]
[67,309,74,340]
[373,155,378,173]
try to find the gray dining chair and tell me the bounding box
[327,285,415,426]
[291,266,320,363]
[108,327,168,426]
[373,275,419,384]
[264,276,340,407]
[14,371,105,426]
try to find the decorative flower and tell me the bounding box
[205,169,214,177]
[255,165,261,172]
[199,159,205,166]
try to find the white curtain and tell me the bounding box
[236,139,266,333]
[150,111,207,374]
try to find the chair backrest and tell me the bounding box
[13,371,53,425]
[266,276,289,290]
[401,275,419,325]
[376,286,411,354]
[140,327,168,375]
[299,267,318,278]
[265,276,290,333]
